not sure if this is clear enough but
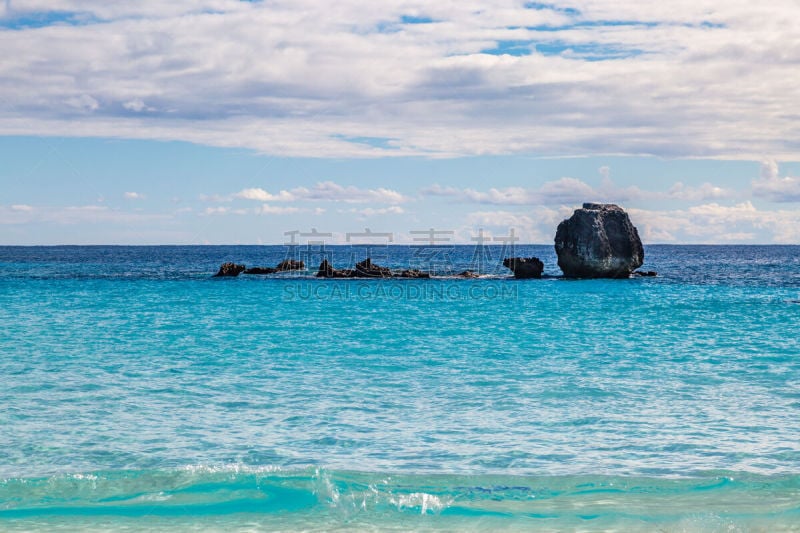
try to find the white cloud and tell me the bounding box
[463,209,560,243]
[345,206,405,217]
[124,191,145,200]
[201,203,316,215]
[236,188,295,202]
[752,159,800,202]
[234,182,407,204]
[422,177,645,205]
[122,99,154,113]
[259,204,302,215]
[0,204,169,226]
[630,201,800,243]
[667,182,733,201]
[2,1,800,158]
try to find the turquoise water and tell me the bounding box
[1,245,799,531]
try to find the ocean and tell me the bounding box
[1,245,799,531]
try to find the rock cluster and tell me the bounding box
[243,259,305,275]
[213,203,655,280]
[214,259,305,277]
[317,258,430,279]
[554,203,644,278]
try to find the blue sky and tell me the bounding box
[1,1,800,244]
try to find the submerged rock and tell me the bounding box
[395,269,431,279]
[632,270,657,277]
[554,203,644,278]
[214,262,246,277]
[502,257,544,279]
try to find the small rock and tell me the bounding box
[502,257,544,279]
[213,262,246,277]
[456,270,480,278]
[316,260,354,278]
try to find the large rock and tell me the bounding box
[554,203,644,278]
[502,257,544,279]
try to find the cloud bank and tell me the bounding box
[2,1,800,158]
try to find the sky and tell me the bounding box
[1,0,800,245]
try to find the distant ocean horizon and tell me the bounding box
[1,244,799,531]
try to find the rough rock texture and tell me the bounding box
[214,262,246,277]
[502,257,544,279]
[554,203,643,278]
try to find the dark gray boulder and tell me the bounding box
[502,257,544,279]
[554,203,644,278]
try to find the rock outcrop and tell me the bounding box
[214,262,246,277]
[554,203,644,278]
[395,269,431,279]
[317,259,431,278]
[243,259,305,275]
[276,259,304,272]
[354,258,392,278]
[243,266,277,275]
[456,270,480,278]
[316,259,353,278]
[502,257,544,279]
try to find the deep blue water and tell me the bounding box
[1,245,799,531]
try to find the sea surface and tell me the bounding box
[1,244,799,531]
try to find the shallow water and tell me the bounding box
[1,245,799,530]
